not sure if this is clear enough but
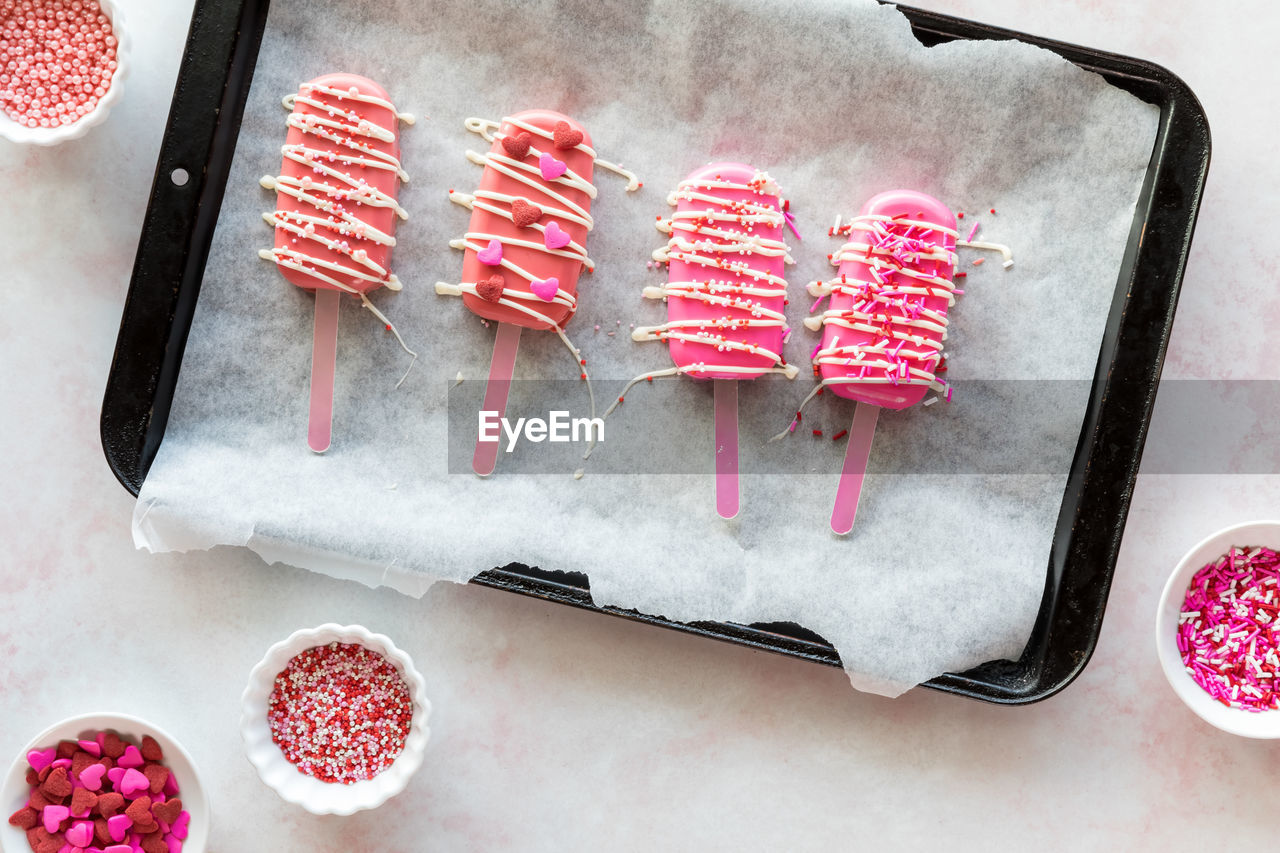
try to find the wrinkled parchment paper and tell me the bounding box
[133,0,1159,695]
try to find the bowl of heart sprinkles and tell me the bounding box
[240,624,431,815]
[2,712,210,853]
[1156,521,1280,737]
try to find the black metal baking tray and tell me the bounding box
[100,0,1210,703]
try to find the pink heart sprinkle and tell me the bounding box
[80,763,106,790]
[28,747,56,773]
[52,758,72,770]
[476,238,503,266]
[543,221,572,250]
[119,768,150,798]
[162,772,180,797]
[530,277,560,302]
[104,846,131,853]
[78,740,102,758]
[164,833,181,853]
[106,766,126,787]
[43,803,70,833]
[66,820,94,847]
[116,746,144,769]
[170,811,190,841]
[538,152,567,181]
[107,813,132,842]
[56,845,73,853]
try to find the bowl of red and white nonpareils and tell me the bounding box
[0,0,131,146]
[1157,521,1280,738]
[240,624,431,815]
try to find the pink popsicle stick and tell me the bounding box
[713,379,739,520]
[307,289,341,453]
[473,322,522,477]
[830,402,879,535]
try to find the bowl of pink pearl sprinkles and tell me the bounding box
[239,624,431,815]
[1156,521,1280,738]
[0,0,129,145]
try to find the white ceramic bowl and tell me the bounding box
[240,624,431,815]
[1156,520,1280,738]
[0,0,131,146]
[1,712,210,852]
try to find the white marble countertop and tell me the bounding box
[2,0,1277,849]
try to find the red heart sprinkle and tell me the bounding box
[511,198,543,228]
[553,120,583,149]
[139,736,164,763]
[151,798,182,825]
[70,787,98,817]
[142,764,169,794]
[124,795,152,825]
[500,132,532,160]
[142,832,168,853]
[96,792,125,817]
[93,817,111,845]
[27,789,52,810]
[71,751,97,777]
[475,275,505,303]
[42,766,73,798]
[101,733,125,759]
[8,806,38,830]
[55,740,78,760]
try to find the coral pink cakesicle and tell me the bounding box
[437,111,640,476]
[612,163,799,517]
[259,73,415,452]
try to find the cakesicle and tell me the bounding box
[437,110,640,476]
[614,162,798,517]
[259,72,415,452]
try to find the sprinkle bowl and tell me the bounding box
[0,0,131,146]
[240,623,431,815]
[1,711,210,852]
[1156,520,1280,738]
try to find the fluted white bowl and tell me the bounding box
[0,0,131,145]
[240,624,431,815]
[1,712,210,852]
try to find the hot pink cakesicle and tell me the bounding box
[259,73,416,453]
[778,189,1010,533]
[612,163,799,517]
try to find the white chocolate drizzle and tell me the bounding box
[260,80,416,363]
[463,116,641,191]
[438,114,645,452]
[612,171,798,412]
[770,211,1013,441]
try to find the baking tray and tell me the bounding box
[100,0,1210,703]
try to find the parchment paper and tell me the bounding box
[133,0,1160,695]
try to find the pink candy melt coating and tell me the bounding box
[269,73,403,296]
[664,162,788,380]
[821,189,956,408]
[459,110,593,330]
